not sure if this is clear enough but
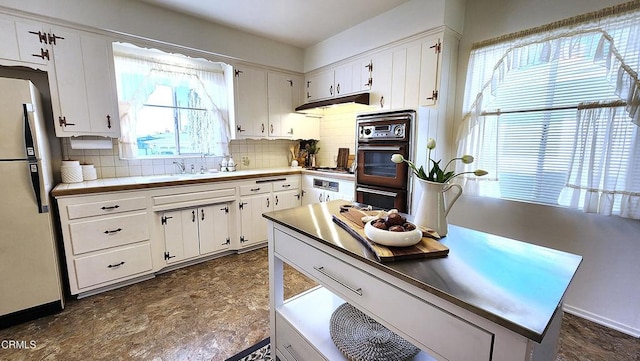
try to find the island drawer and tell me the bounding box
[274,229,494,361]
[73,243,153,289]
[239,183,273,196]
[66,196,146,219]
[276,313,325,361]
[68,212,150,255]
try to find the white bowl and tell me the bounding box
[364,220,422,247]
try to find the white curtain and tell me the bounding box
[559,104,640,218]
[457,5,640,219]
[113,46,230,158]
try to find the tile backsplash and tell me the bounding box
[60,137,297,179]
[315,105,362,167]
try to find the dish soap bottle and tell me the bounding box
[220,156,229,172]
[227,156,236,172]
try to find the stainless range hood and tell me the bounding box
[295,92,370,112]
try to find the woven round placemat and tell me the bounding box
[329,303,420,361]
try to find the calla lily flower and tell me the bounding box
[390,139,488,183]
[391,154,405,164]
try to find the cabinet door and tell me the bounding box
[50,27,91,134]
[284,113,320,140]
[51,27,119,137]
[333,63,352,96]
[305,70,334,101]
[369,52,393,110]
[198,204,231,255]
[0,18,21,62]
[161,209,199,264]
[267,71,295,138]
[235,66,268,137]
[273,190,301,211]
[81,33,120,135]
[419,34,442,107]
[13,21,49,65]
[403,42,423,109]
[239,194,272,246]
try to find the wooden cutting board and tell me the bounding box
[332,209,449,262]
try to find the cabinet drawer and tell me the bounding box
[274,229,493,361]
[66,196,146,219]
[152,188,235,207]
[68,212,149,255]
[74,243,153,289]
[272,177,299,191]
[239,183,272,196]
[276,313,325,361]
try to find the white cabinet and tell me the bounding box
[239,176,301,246]
[50,26,120,137]
[239,189,272,247]
[0,16,50,66]
[234,65,269,137]
[419,34,442,107]
[267,72,302,138]
[161,203,231,264]
[368,51,393,110]
[305,59,371,102]
[305,69,334,101]
[56,192,153,296]
[235,66,303,139]
[284,113,320,140]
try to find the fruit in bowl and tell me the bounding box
[363,213,422,247]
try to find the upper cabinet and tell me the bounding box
[300,29,450,111]
[234,65,307,139]
[0,16,50,67]
[304,59,371,102]
[0,13,120,138]
[50,27,120,137]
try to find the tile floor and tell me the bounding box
[0,247,637,361]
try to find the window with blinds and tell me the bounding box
[459,5,640,219]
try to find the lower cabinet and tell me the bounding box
[239,176,301,248]
[56,191,154,296]
[161,203,231,264]
[239,193,272,247]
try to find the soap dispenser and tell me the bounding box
[227,156,236,172]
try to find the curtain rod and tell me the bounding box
[472,0,640,49]
[481,100,628,116]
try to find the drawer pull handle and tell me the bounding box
[284,345,300,361]
[250,187,261,192]
[281,184,291,188]
[313,266,363,296]
[101,205,120,211]
[107,261,125,268]
[103,228,122,234]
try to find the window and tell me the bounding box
[113,43,233,158]
[457,5,640,219]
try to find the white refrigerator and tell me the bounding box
[0,77,64,327]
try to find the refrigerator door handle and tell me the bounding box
[23,104,38,161]
[28,162,48,214]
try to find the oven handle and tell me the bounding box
[356,187,398,197]
[356,146,402,151]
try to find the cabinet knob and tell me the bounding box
[275,195,279,206]
[270,124,274,134]
[266,198,270,207]
[379,96,385,108]
[329,85,333,96]
[106,115,112,129]
[261,123,265,133]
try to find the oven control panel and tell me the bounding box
[358,123,406,141]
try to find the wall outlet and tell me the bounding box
[241,156,250,166]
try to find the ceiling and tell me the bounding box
[138,0,410,48]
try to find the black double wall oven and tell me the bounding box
[355,110,415,213]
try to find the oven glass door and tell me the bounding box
[356,144,408,189]
[356,186,407,213]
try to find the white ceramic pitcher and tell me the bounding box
[413,179,462,236]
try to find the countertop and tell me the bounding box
[51,167,355,197]
[263,200,582,342]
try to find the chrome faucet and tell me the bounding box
[173,160,186,174]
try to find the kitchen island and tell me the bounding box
[265,200,582,361]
